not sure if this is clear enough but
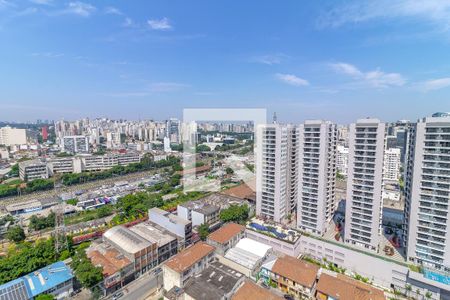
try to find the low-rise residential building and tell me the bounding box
[316,273,385,300]
[199,193,255,212]
[207,223,245,256]
[0,261,74,300]
[231,280,283,300]
[149,207,193,248]
[103,225,158,276]
[165,261,245,300]
[130,222,178,264]
[246,219,303,257]
[220,238,272,278]
[260,255,319,299]
[87,241,134,294]
[162,242,215,291]
[19,159,49,181]
[177,200,220,228]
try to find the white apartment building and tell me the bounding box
[404,115,450,272]
[297,120,337,235]
[61,136,89,154]
[256,124,289,222]
[345,119,386,251]
[0,126,27,146]
[336,145,349,177]
[383,148,401,182]
[286,125,299,216]
[19,159,49,181]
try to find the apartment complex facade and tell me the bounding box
[297,120,337,235]
[0,126,27,146]
[345,119,386,251]
[256,124,289,222]
[61,135,89,154]
[404,115,450,272]
[383,147,401,182]
[336,145,349,176]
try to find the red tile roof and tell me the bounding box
[207,223,245,245]
[164,242,215,273]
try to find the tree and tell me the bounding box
[6,226,25,243]
[225,167,234,175]
[405,284,412,299]
[72,244,103,288]
[219,204,249,223]
[66,199,78,206]
[425,291,433,299]
[29,212,55,231]
[198,223,210,241]
[35,294,55,300]
[196,144,211,152]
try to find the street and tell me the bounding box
[110,272,163,300]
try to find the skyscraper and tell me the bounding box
[256,124,289,222]
[404,114,450,272]
[345,119,386,251]
[297,120,337,235]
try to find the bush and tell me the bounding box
[6,226,25,243]
[219,204,249,223]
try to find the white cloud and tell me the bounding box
[31,52,64,58]
[0,0,14,10]
[122,17,136,28]
[318,0,450,31]
[29,0,52,5]
[148,17,172,30]
[275,73,310,86]
[105,6,122,15]
[420,77,450,91]
[330,62,363,77]
[330,62,405,88]
[251,53,288,65]
[65,2,96,17]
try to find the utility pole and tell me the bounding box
[53,174,68,253]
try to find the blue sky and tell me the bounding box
[0,0,450,123]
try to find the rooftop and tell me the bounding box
[264,256,319,288]
[179,200,219,215]
[316,273,385,300]
[103,225,154,254]
[0,261,74,298]
[149,207,191,225]
[183,262,244,300]
[87,242,132,277]
[221,180,256,201]
[129,222,176,247]
[224,238,272,270]
[232,280,283,300]
[207,223,245,245]
[246,218,301,244]
[164,242,215,273]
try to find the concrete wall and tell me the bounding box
[162,265,181,291]
[191,211,205,227]
[216,255,252,278]
[245,230,302,258]
[299,235,408,289]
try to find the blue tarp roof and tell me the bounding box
[0,261,74,299]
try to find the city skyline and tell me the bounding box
[1,0,450,122]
